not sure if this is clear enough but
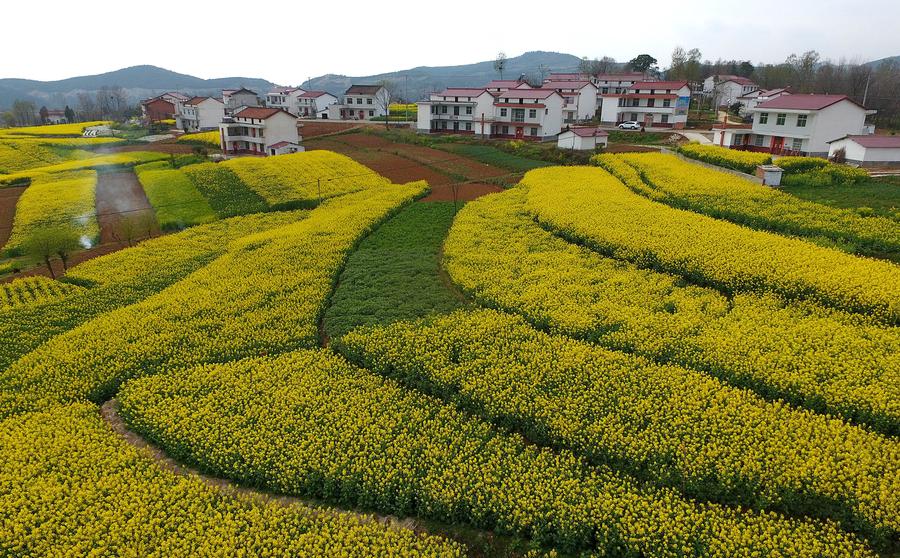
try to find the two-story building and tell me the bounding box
[176,96,226,132]
[331,85,389,120]
[543,80,598,122]
[223,88,260,115]
[297,91,338,118]
[703,75,758,107]
[600,80,691,128]
[736,87,791,115]
[265,87,307,115]
[218,107,303,156]
[594,72,648,94]
[417,87,495,135]
[484,79,531,93]
[711,94,874,157]
[141,92,189,122]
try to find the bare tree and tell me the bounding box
[375,80,399,129]
[76,93,98,120]
[579,56,617,76]
[11,100,37,126]
[494,52,508,80]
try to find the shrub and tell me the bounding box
[678,142,771,173]
[774,156,829,174]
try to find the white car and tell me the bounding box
[618,121,642,130]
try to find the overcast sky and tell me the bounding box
[4,0,898,84]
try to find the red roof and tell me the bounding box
[545,80,595,90]
[299,91,331,98]
[830,135,900,148]
[756,94,863,111]
[716,75,756,86]
[436,88,489,97]
[269,140,298,149]
[596,72,645,80]
[547,73,591,81]
[185,96,209,105]
[564,127,608,138]
[485,80,528,88]
[496,89,560,100]
[632,80,689,90]
[234,107,291,120]
[346,84,383,95]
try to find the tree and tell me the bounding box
[628,54,657,73]
[668,47,702,81]
[11,100,37,126]
[76,93,98,120]
[737,61,755,78]
[375,80,398,129]
[579,56,616,76]
[21,227,80,279]
[64,105,76,123]
[494,52,508,80]
[39,106,49,124]
[787,50,820,93]
[2,112,15,128]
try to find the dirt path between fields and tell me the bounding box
[99,399,517,557]
[95,169,158,244]
[0,185,26,249]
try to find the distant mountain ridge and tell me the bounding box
[0,65,276,109]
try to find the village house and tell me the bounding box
[600,80,691,128]
[218,106,303,157]
[827,135,900,166]
[297,91,338,118]
[704,75,759,107]
[44,109,67,124]
[711,94,875,157]
[417,87,565,140]
[556,126,608,150]
[593,72,648,94]
[331,85,389,120]
[265,86,306,115]
[543,80,598,122]
[140,93,183,122]
[484,79,531,93]
[176,96,225,132]
[736,87,791,115]
[223,88,260,115]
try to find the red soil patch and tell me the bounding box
[0,185,26,249]
[299,121,363,139]
[307,139,452,186]
[420,183,503,202]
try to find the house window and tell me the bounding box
[528,109,537,118]
[759,112,768,124]
[661,114,669,124]
[369,110,374,116]
[367,98,372,104]
[501,125,509,135]
[530,127,538,136]
[512,108,526,122]
[602,87,608,94]
[630,113,638,121]
[647,98,655,107]
[441,105,448,114]
[631,98,640,107]
[776,113,786,125]
[465,122,472,131]
[500,108,507,117]
[754,134,764,147]
[662,99,671,107]
[453,106,460,115]
[791,138,803,150]
[465,106,472,115]
[431,105,437,114]
[346,98,353,104]
[797,114,807,127]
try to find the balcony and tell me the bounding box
[432,112,473,121]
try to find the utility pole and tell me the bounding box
[405,74,409,122]
[862,72,871,106]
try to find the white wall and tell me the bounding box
[829,139,900,163]
[262,112,301,148]
[416,102,431,132]
[197,99,225,130]
[811,102,867,154]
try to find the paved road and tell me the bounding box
[679,131,713,144]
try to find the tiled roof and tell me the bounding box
[435,87,489,97]
[185,96,208,105]
[596,72,645,80]
[346,84,383,95]
[632,80,688,90]
[715,75,756,86]
[485,80,528,88]
[756,94,863,111]
[299,91,331,98]
[545,80,595,90]
[234,107,291,120]
[495,89,560,100]
[269,140,300,148]
[829,135,900,148]
[564,127,608,138]
[269,86,302,94]
[227,88,258,96]
[547,73,591,80]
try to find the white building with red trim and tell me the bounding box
[265,87,306,115]
[176,96,225,132]
[600,80,691,128]
[223,88,260,116]
[556,126,608,150]
[703,75,758,106]
[484,79,532,93]
[736,87,791,115]
[827,135,900,167]
[218,107,302,156]
[331,85,389,120]
[416,87,565,140]
[297,91,338,118]
[711,94,874,157]
[543,80,598,122]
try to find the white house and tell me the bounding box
[543,80,598,122]
[417,87,565,140]
[176,96,225,132]
[712,94,874,157]
[593,72,648,94]
[736,87,791,115]
[484,79,532,93]
[828,135,900,167]
[45,109,67,124]
[703,75,758,107]
[223,88,260,115]
[417,87,496,135]
[265,87,306,115]
[219,107,303,157]
[297,91,338,118]
[331,85,389,120]
[600,80,691,128]
[557,127,608,150]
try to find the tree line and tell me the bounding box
[2,85,136,127]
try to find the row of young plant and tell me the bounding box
[0,275,84,310]
[522,165,900,324]
[441,187,899,435]
[117,348,876,558]
[0,402,463,557]
[0,183,425,416]
[338,308,899,543]
[592,153,900,257]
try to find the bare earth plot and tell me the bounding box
[95,170,158,245]
[0,185,26,249]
